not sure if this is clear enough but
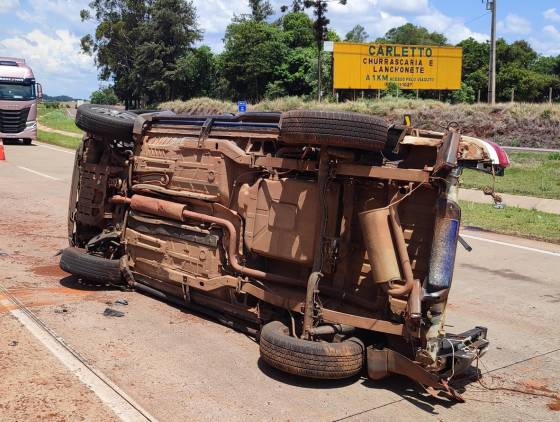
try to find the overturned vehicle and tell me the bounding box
[61,105,509,400]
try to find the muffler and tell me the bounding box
[359,195,420,318]
[358,206,401,285]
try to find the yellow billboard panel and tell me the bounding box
[333,42,462,90]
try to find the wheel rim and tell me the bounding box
[89,106,136,122]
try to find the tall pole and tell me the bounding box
[487,0,497,105]
[318,46,322,102]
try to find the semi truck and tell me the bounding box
[0,57,42,145]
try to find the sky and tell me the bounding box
[0,0,559,98]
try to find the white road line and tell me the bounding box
[35,142,76,155]
[461,234,560,257]
[8,307,158,422]
[17,166,61,181]
[0,288,158,422]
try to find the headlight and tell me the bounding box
[25,120,37,129]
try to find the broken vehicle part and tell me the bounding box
[61,106,507,399]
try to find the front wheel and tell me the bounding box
[60,247,122,285]
[75,104,137,141]
[259,321,365,379]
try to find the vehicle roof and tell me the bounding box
[0,57,35,80]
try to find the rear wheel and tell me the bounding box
[22,139,32,145]
[259,321,364,379]
[60,247,122,285]
[67,141,84,246]
[76,104,137,141]
[280,110,387,151]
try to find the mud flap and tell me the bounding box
[366,347,465,402]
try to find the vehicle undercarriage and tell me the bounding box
[62,106,508,400]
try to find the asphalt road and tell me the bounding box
[1,140,559,421]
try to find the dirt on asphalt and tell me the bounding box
[0,315,119,422]
[1,142,559,421]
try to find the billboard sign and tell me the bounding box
[333,42,462,90]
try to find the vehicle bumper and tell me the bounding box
[0,126,37,140]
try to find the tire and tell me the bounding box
[280,110,387,151]
[22,139,32,145]
[59,247,122,284]
[67,141,84,246]
[75,104,137,140]
[259,321,364,379]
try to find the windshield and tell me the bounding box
[0,82,36,101]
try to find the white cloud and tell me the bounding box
[16,0,88,26]
[375,0,429,15]
[497,14,531,35]
[0,29,92,75]
[530,25,560,56]
[0,29,96,97]
[543,8,560,22]
[326,1,408,40]
[0,0,19,14]
[543,24,560,39]
[415,8,488,44]
[196,0,248,34]
[364,12,408,39]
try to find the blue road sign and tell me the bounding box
[238,100,247,113]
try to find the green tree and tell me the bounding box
[266,47,316,98]
[531,55,560,75]
[496,39,537,70]
[80,0,201,107]
[221,20,288,101]
[249,0,274,22]
[497,65,558,102]
[281,12,314,48]
[450,82,475,104]
[281,0,304,12]
[173,46,218,99]
[303,0,347,100]
[90,87,119,105]
[345,25,368,42]
[376,23,447,45]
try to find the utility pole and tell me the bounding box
[318,47,322,102]
[487,0,497,105]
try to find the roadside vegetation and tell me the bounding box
[160,97,560,149]
[80,1,560,108]
[37,130,81,150]
[38,104,83,135]
[460,201,560,244]
[461,152,560,199]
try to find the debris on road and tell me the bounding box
[103,308,125,317]
[8,341,18,346]
[114,298,128,306]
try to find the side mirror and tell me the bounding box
[36,83,43,99]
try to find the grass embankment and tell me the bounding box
[38,105,82,134]
[36,105,82,149]
[461,201,560,244]
[160,97,560,149]
[37,129,81,149]
[461,152,560,199]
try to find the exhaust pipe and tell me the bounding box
[359,194,420,318]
